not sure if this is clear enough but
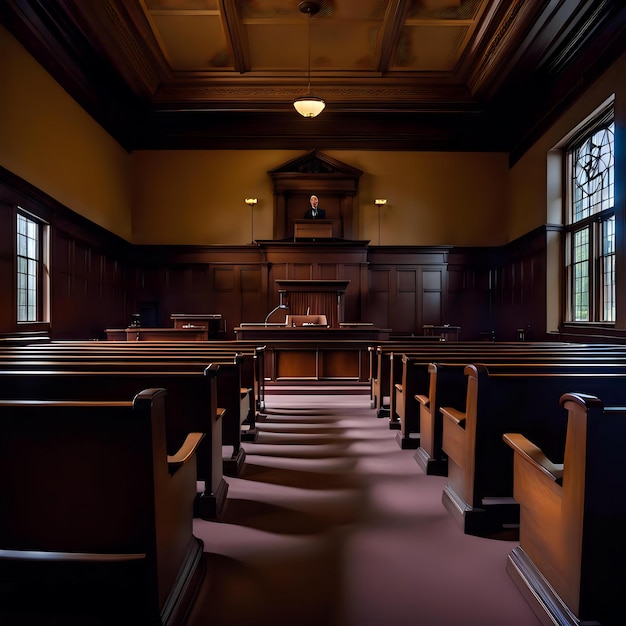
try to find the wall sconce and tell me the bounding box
[374,199,387,245]
[245,198,258,243]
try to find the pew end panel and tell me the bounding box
[441,364,567,537]
[373,346,391,417]
[415,362,468,476]
[393,355,430,449]
[388,352,404,430]
[504,393,626,626]
[0,389,205,625]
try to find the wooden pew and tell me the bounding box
[369,337,442,417]
[406,348,626,471]
[391,342,626,441]
[20,339,267,417]
[395,345,563,448]
[0,366,227,520]
[0,388,205,626]
[0,348,251,477]
[0,330,50,346]
[439,363,626,536]
[504,393,626,626]
[382,340,580,426]
[0,343,261,470]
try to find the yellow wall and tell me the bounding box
[0,25,133,240]
[2,21,624,250]
[509,52,626,241]
[1,23,510,248]
[509,51,626,333]
[130,150,295,245]
[131,149,510,246]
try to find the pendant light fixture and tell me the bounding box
[293,1,325,118]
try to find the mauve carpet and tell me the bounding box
[187,390,540,626]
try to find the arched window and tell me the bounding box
[564,105,615,322]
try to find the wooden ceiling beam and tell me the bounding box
[219,0,249,74]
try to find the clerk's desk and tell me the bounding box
[105,327,210,341]
[234,323,389,381]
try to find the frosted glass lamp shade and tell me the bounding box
[293,96,325,118]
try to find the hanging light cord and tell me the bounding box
[306,12,312,94]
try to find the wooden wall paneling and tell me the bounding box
[319,263,338,280]
[0,170,132,339]
[200,264,264,335]
[275,349,317,379]
[292,263,314,280]
[314,261,365,322]
[421,267,443,327]
[273,193,287,241]
[342,263,366,322]
[49,232,130,339]
[266,262,289,315]
[319,349,360,379]
[0,167,560,342]
[368,268,391,329]
[240,266,264,328]
[340,195,354,240]
[82,250,123,339]
[160,266,190,323]
[395,268,418,333]
[210,266,237,335]
[52,231,72,299]
[76,241,90,298]
[187,266,212,312]
[143,265,202,328]
[444,263,466,335]
[50,232,74,337]
[446,246,495,340]
[366,247,452,335]
[99,255,127,330]
[487,228,548,340]
[132,265,162,329]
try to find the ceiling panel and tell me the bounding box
[393,24,468,71]
[149,13,231,71]
[1,0,623,155]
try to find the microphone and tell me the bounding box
[306,307,310,315]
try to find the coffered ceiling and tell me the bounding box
[2,0,625,157]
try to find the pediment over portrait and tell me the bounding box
[269,150,362,240]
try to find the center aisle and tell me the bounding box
[188,389,539,626]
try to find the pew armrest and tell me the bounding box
[503,433,564,483]
[167,432,205,474]
[415,393,429,408]
[441,406,466,429]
